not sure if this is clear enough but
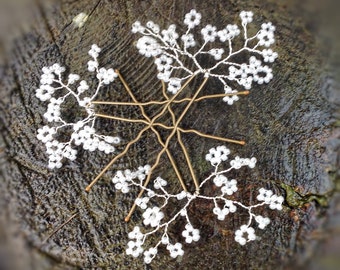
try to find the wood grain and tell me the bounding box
[0,0,338,269]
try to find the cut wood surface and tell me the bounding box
[0,0,339,269]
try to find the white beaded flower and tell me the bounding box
[182,224,200,243]
[34,9,284,265]
[128,226,144,240]
[221,179,238,195]
[201,24,218,42]
[235,225,256,245]
[257,188,274,203]
[218,24,240,41]
[167,243,184,258]
[205,145,230,166]
[240,11,253,24]
[124,146,283,263]
[213,206,230,220]
[132,9,277,98]
[184,9,202,28]
[143,247,158,264]
[269,194,284,210]
[142,207,164,227]
[255,215,271,229]
[35,45,120,169]
[126,240,144,258]
[37,126,56,143]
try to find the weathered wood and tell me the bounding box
[0,0,339,269]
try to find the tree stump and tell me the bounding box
[0,0,339,269]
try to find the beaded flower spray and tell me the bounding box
[35,10,283,264]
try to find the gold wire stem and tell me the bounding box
[193,90,249,102]
[86,73,196,194]
[91,91,249,106]
[91,100,166,106]
[94,113,149,125]
[162,81,193,192]
[178,128,246,145]
[125,76,208,222]
[174,77,209,126]
[116,70,187,192]
[160,81,188,192]
[176,130,200,192]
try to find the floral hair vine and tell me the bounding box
[35,9,283,264]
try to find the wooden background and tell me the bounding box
[0,0,339,269]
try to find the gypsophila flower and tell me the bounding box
[213,206,230,221]
[168,77,182,94]
[162,24,179,45]
[40,71,55,85]
[269,194,284,210]
[43,103,61,122]
[131,21,144,33]
[256,188,274,203]
[96,68,117,84]
[154,55,173,71]
[209,48,224,60]
[154,177,167,189]
[181,33,196,48]
[221,179,238,195]
[77,80,89,93]
[112,171,130,193]
[143,207,164,227]
[135,197,150,209]
[128,226,144,240]
[253,65,273,84]
[201,24,218,42]
[224,200,237,213]
[36,85,55,101]
[223,86,240,105]
[213,174,228,187]
[184,9,201,29]
[218,24,240,41]
[67,74,80,84]
[136,36,162,57]
[144,247,158,264]
[167,243,184,258]
[146,21,160,33]
[37,126,56,143]
[35,9,283,265]
[35,45,120,169]
[257,29,275,47]
[51,63,65,75]
[235,225,256,245]
[262,49,278,63]
[261,22,276,32]
[88,44,101,58]
[255,215,271,229]
[182,224,200,243]
[240,11,253,24]
[126,240,144,258]
[87,60,98,72]
[62,145,77,161]
[205,145,230,166]
[133,9,277,96]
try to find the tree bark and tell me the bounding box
[0,0,339,269]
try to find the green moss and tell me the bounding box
[280,183,330,208]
